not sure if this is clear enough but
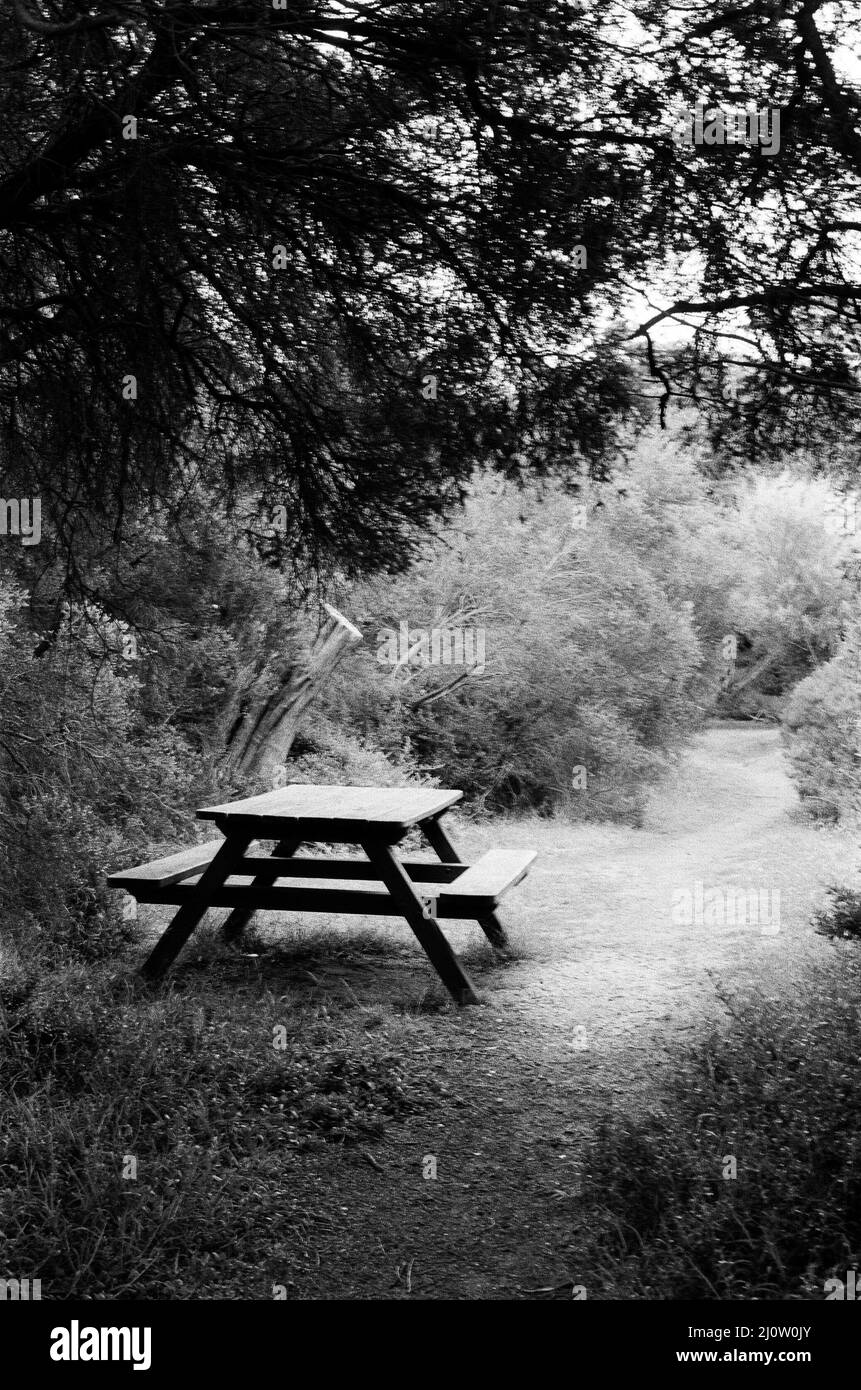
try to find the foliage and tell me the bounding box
[321,454,732,819]
[813,886,861,940]
[717,474,856,717]
[1,0,645,596]
[0,959,448,1298]
[592,440,742,656]
[782,614,861,823]
[6,4,861,597]
[309,449,861,817]
[563,971,861,1299]
[0,581,204,961]
[287,715,433,790]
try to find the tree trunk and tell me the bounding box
[726,648,778,696]
[223,616,361,785]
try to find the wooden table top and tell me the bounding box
[196,783,463,832]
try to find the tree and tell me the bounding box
[623,0,861,457]
[0,0,640,600]
[6,1,861,596]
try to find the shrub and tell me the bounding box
[286,715,435,789]
[781,617,861,823]
[718,473,857,718]
[322,459,716,820]
[812,886,861,940]
[0,583,202,965]
[562,971,861,1299]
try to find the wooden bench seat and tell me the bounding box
[437,848,536,910]
[109,845,536,924]
[107,838,229,891]
[109,844,460,895]
[109,839,535,960]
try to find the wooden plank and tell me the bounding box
[116,843,532,909]
[103,837,394,894]
[208,815,414,844]
[235,855,466,883]
[119,882,418,913]
[139,833,254,982]
[422,817,513,950]
[196,783,462,830]
[361,839,480,1005]
[221,837,301,943]
[107,837,226,888]
[437,848,536,904]
[109,855,466,891]
[123,880,500,919]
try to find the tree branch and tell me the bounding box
[629,282,861,339]
[408,670,473,710]
[13,0,129,37]
[0,22,183,227]
[795,0,861,179]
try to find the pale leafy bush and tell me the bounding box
[322,459,715,820]
[287,716,434,789]
[782,617,861,824]
[719,472,858,716]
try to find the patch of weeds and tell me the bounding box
[0,961,449,1297]
[813,885,861,941]
[248,1049,441,1147]
[0,965,116,1093]
[559,969,861,1299]
[392,985,453,1016]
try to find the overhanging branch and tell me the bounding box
[13,0,129,36]
[629,282,861,339]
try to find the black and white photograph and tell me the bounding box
[2,0,861,1360]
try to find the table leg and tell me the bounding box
[360,839,480,1006]
[422,816,511,953]
[221,837,302,943]
[140,833,253,982]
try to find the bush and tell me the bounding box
[813,886,861,940]
[0,583,203,965]
[286,715,435,789]
[562,971,861,1299]
[322,458,721,820]
[782,617,861,823]
[717,473,856,719]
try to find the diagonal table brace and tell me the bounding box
[360,838,480,1006]
[221,836,302,943]
[140,832,254,982]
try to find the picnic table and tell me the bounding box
[108,784,535,1005]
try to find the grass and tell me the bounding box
[0,923,478,1299]
[11,932,861,1301]
[559,953,861,1300]
[5,828,861,1300]
[6,935,861,1300]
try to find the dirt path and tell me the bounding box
[266,724,861,1299]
